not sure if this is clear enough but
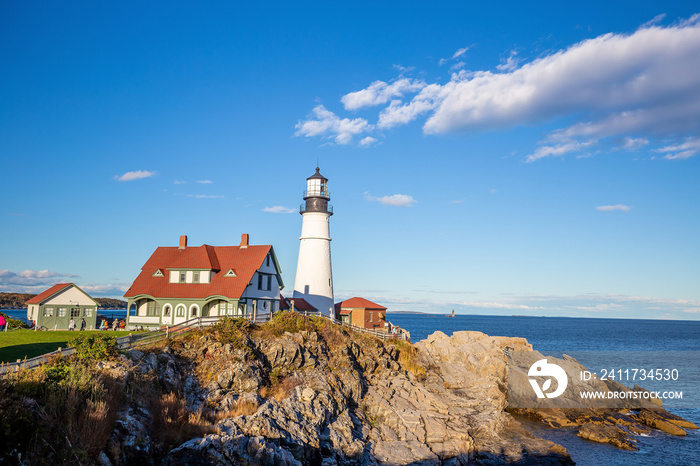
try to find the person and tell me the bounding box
[68,317,76,331]
[80,318,86,331]
[99,319,107,330]
[0,314,6,331]
[119,320,125,330]
[112,319,118,331]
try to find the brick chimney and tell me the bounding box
[179,235,187,250]
[240,233,249,248]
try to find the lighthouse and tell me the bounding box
[293,167,334,317]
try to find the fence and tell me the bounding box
[0,310,405,375]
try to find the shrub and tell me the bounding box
[0,312,28,330]
[264,311,315,337]
[69,333,117,362]
[210,316,253,347]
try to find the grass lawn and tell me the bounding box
[0,330,137,363]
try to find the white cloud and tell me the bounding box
[341,78,426,111]
[596,204,631,211]
[299,16,700,162]
[496,50,520,72]
[114,170,157,182]
[295,105,372,145]
[0,269,79,292]
[80,283,129,297]
[359,136,378,147]
[640,13,667,29]
[196,180,213,184]
[655,137,700,160]
[364,192,417,207]
[174,180,187,185]
[263,206,296,214]
[187,194,224,199]
[526,140,596,162]
[621,137,649,150]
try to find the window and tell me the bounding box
[71,308,80,318]
[58,308,67,317]
[84,308,92,317]
[147,302,160,316]
[43,307,54,317]
[193,272,200,283]
[262,300,268,310]
[163,305,171,316]
[180,272,186,283]
[258,273,272,291]
[176,305,185,317]
[369,312,373,322]
[266,255,270,267]
[191,306,197,317]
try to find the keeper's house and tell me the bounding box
[26,283,99,330]
[124,234,283,329]
[335,297,387,330]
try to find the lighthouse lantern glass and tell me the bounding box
[308,178,321,196]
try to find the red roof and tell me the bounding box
[26,283,74,304]
[288,297,317,312]
[124,244,274,300]
[335,297,387,310]
[279,294,290,310]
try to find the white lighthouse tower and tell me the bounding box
[293,167,334,317]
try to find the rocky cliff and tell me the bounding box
[19,313,694,465]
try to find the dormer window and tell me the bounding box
[179,273,186,283]
[224,269,237,277]
[153,269,164,277]
[193,272,200,283]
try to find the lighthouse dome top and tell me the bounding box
[307,167,328,181]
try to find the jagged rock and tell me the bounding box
[577,423,636,450]
[102,321,694,465]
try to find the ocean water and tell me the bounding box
[4,309,698,464]
[387,313,700,466]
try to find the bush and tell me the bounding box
[264,311,316,337]
[210,316,253,346]
[69,333,117,362]
[0,312,28,330]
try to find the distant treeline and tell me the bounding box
[0,292,127,310]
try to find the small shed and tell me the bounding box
[335,297,387,331]
[26,283,99,330]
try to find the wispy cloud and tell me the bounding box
[295,105,372,145]
[186,194,224,199]
[196,180,213,184]
[263,206,296,214]
[80,283,129,297]
[439,46,470,65]
[496,50,520,72]
[655,137,700,160]
[596,204,631,211]
[114,170,157,182]
[174,180,187,185]
[621,137,649,150]
[364,192,417,207]
[341,78,426,110]
[0,269,79,293]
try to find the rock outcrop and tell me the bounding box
[98,319,695,465]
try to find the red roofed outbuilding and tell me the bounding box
[335,297,387,330]
[26,283,99,330]
[125,234,283,329]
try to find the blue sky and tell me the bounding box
[1,1,699,319]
